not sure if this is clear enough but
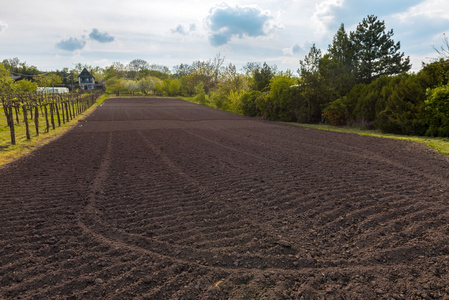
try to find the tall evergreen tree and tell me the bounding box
[322,23,356,96]
[350,15,411,83]
[298,44,329,122]
[252,62,275,92]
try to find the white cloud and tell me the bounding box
[89,28,115,43]
[171,23,197,35]
[395,0,449,20]
[206,3,278,46]
[56,37,87,51]
[0,19,8,33]
[312,0,344,30]
[283,43,303,56]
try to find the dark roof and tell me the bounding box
[78,68,94,79]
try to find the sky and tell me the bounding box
[1,0,448,74]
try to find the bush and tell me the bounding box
[421,85,449,136]
[194,82,207,105]
[241,90,262,117]
[322,97,349,126]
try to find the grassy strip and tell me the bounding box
[0,94,109,167]
[290,123,449,155]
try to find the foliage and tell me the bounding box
[105,77,126,95]
[194,82,207,105]
[250,62,276,92]
[0,63,15,94]
[261,73,297,121]
[241,90,263,117]
[298,44,331,123]
[417,59,449,88]
[34,73,63,87]
[421,85,449,137]
[322,97,349,126]
[124,80,139,95]
[322,24,356,97]
[227,90,244,115]
[14,79,38,92]
[350,15,411,83]
[375,74,426,135]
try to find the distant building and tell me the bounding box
[78,68,95,90]
[37,87,69,94]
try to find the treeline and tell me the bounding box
[1,59,98,92]
[97,15,449,137]
[3,15,449,137]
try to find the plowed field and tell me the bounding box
[1,97,449,299]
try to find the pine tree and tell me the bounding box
[350,15,411,83]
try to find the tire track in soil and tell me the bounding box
[2,97,449,299]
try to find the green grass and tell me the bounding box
[289,123,449,155]
[0,94,109,167]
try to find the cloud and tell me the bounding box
[283,43,303,56]
[312,0,423,33]
[89,28,115,43]
[0,19,8,33]
[56,37,86,51]
[206,4,276,47]
[171,23,196,35]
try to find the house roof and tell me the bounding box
[78,68,94,79]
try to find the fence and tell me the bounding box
[1,91,102,145]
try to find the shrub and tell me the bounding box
[421,85,449,137]
[322,97,349,126]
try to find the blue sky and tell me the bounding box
[1,0,448,73]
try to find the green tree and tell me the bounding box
[375,74,426,135]
[264,72,297,121]
[421,85,449,136]
[0,63,14,94]
[322,97,349,126]
[34,73,63,87]
[106,77,126,95]
[350,15,411,83]
[14,79,38,92]
[298,44,329,123]
[250,62,276,92]
[194,82,207,104]
[322,23,356,96]
[241,90,262,117]
[417,59,449,88]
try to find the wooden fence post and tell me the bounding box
[23,104,30,140]
[9,104,16,145]
[34,104,39,136]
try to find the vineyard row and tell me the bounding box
[1,92,102,145]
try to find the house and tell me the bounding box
[78,68,95,90]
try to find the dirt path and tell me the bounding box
[1,97,449,299]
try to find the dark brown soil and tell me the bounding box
[1,97,449,299]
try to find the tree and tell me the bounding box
[106,77,126,95]
[14,79,38,92]
[375,74,426,135]
[264,72,297,121]
[323,23,356,96]
[124,80,139,96]
[34,73,62,87]
[194,82,207,104]
[0,63,14,94]
[421,84,449,136]
[251,62,276,92]
[129,59,150,79]
[298,44,329,122]
[350,15,411,83]
[432,33,449,59]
